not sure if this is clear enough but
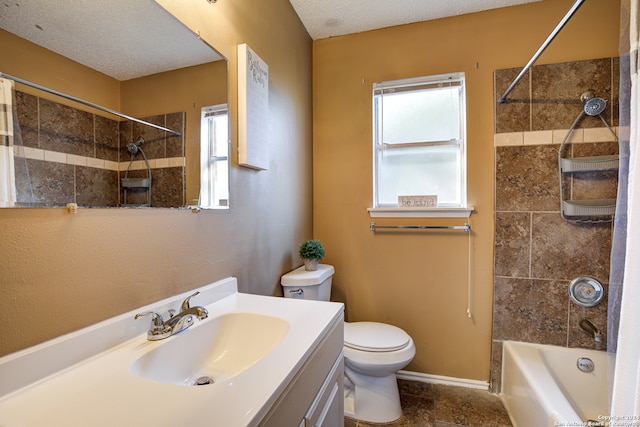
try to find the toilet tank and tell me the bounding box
[281,264,335,301]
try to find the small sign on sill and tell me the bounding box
[398,195,437,208]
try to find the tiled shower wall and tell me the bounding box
[118,112,186,208]
[490,57,619,392]
[14,91,185,208]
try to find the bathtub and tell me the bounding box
[501,341,614,427]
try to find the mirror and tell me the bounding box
[0,0,228,208]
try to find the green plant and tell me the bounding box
[298,240,325,260]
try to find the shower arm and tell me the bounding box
[0,72,182,137]
[498,0,586,104]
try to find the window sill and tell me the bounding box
[367,207,474,218]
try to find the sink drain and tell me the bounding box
[194,376,214,386]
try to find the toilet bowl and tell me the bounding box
[281,264,416,423]
[343,321,416,422]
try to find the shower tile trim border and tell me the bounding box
[494,126,620,147]
[14,145,185,171]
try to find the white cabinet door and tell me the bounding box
[305,354,344,427]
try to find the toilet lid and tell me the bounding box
[344,322,411,352]
[281,264,335,286]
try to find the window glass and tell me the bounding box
[377,145,460,205]
[373,73,466,208]
[380,86,461,144]
[200,104,229,209]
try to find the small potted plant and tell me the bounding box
[298,239,325,271]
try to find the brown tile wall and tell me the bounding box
[119,112,186,207]
[491,58,619,392]
[495,57,619,133]
[14,91,185,208]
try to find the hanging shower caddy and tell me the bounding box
[558,92,619,222]
[121,139,152,207]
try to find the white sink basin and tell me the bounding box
[130,312,290,386]
[0,277,344,427]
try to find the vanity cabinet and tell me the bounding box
[0,278,345,427]
[259,313,344,427]
[302,354,343,427]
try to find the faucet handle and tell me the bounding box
[181,291,201,311]
[135,311,172,340]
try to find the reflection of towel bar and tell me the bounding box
[370,222,471,232]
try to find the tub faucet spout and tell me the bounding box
[579,319,603,343]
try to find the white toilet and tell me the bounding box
[281,264,416,423]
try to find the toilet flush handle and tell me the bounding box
[289,288,304,296]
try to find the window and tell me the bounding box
[371,73,468,216]
[200,104,229,209]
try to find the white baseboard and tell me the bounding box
[397,370,490,390]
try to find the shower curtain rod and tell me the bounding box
[0,72,182,136]
[497,0,586,104]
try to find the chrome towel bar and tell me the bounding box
[369,221,473,318]
[370,222,471,232]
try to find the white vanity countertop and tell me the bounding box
[0,277,344,427]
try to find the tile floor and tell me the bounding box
[344,380,513,427]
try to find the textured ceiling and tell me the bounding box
[0,0,223,81]
[0,0,544,80]
[290,0,543,40]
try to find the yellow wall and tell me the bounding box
[0,29,121,111]
[0,0,621,383]
[312,0,620,380]
[0,0,313,356]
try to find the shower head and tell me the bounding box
[126,139,144,155]
[580,91,607,116]
[126,143,138,155]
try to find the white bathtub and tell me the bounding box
[501,341,614,427]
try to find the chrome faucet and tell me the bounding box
[165,291,209,334]
[579,319,603,343]
[135,291,209,341]
[134,311,172,340]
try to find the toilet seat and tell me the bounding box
[343,321,415,375]
[344,322,411,352]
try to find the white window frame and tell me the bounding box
[200,104,229,209]
[369,72,473,218]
